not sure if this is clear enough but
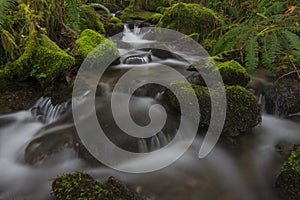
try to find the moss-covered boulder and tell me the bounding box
[130,0,173,12]
[75,29,106,58]
[217,60,250,87]
[51,172,145,200]
[166,82,262,135]
[4,32,75,87]
[75,29,119,61]
[276,146,300,200]
[188,60,250,87]
[158,3,224,41]
[106,17,124,36]
[81,5,106,34]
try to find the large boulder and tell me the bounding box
[276,146,300,200]
[51,172,146,200]
[165,82,262,135]
[158,3,224,41]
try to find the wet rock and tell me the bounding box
[263,79,300,116]
[51,172,146,200]
[24,126,77,165]
[275,145,300,200]
[123,51,152,64]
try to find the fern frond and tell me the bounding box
[0,28,19,61]
[65,0,82,35]
[0,0,15,26]
[245,36,259,72]
[281,30,300,51]
[260,31,280,70]
[87,3,111,16]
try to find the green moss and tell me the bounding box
[81,5,106,34]
[75,29,106,58]
[157,3,225,41]
[166,82,262,135]
[4,32,75,86]
[216,60,250,87]
[149,13,163,24]
[106,17,124,36]
[120,6,156,21]
[75,29,120,62]
[52,172,110,200]
[276,146,300,200]
[201,38,216,50]
[51,173,146,200]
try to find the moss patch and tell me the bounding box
[106,17,124,36]
[166,82,262,135]
[51,172,145,200]
[120,6,156,21]
[216,60,250,87]
[81,5,106,34]
[75,29,106,58]
[158,3,225,41]
[276,146,300,200]
[4,32,75,87]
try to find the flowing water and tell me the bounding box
[0,25,299,200]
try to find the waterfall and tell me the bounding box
[31,97,70,124]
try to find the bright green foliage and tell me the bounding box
[149,13,163,24]
[4,32,75,86]
[0,0,15,26]
[75,29,106,58]
[216,60,250,87]
[166,82,262,135]
[210,9,300,72]
[157,3,225,41]
[88,3,111,15]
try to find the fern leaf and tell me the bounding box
[0,0,15,26]
[245,36,259,72]
[281,30,300,51]
[87,3,111,16]
[260,31,280,70]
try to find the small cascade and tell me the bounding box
[31,97,70,124]
[122,24,153,45]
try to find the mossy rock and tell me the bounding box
[157,3,225,40]
[147,13,163,24]
[51,172,145,200]
[75,29,119,60]
[130,0,173,12]
[166,82,262,135]
[106,17,124,36]
[276,146,300,200]
[120,6,156,21]
[188,60,250,87]
[4,32,75,87]
[216,60,250,87]
[81,5,106,34]
[52,173,110,200]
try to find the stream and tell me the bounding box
[0,25,299,200]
